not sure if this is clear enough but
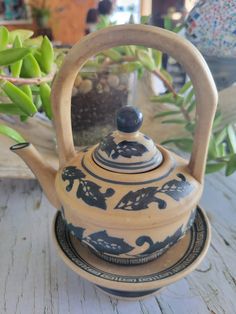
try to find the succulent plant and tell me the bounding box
[0,26,59,138]
[0,24,235,176]
[151,81,236,176]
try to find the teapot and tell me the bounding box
[10,25,217,265]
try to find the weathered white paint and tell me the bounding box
[0,173,236,314]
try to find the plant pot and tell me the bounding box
[71,67,136,147]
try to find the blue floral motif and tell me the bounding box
[62,166,115,210]
[65,219,134,256]
[136,225,183,255]
[99,134,148,159]
[115,173,193,211]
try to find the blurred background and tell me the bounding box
[1,0,236,175]
[0,1,197,44]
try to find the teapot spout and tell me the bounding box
[10,143,60,209]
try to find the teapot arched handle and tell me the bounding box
[51,24,218,183]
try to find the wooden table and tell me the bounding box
[0,171,235,314]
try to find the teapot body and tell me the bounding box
[9,25,217,267]
[55,145,202,265]
[50,25,217,265]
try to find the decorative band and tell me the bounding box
[93,149,162,171]
[94,148,161,166]
[91,247,168,265]
[81,157,176,185]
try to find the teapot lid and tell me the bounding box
[93,107,163,173]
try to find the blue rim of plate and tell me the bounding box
[53,206,210,292]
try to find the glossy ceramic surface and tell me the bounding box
[9,25,217,266]
[56,137,202,264]
[52,206,211,300]
[93,107,163,173]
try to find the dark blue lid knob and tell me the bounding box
[116,106,143,133]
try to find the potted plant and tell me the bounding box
[0,25,235,176]
[70,43,178,146]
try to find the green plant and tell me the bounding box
[0,23,235,176]
[151,81,236,176]
[0,26,58,122]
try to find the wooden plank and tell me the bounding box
[1,172,236,313]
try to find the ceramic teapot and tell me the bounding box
[10,25,217,265]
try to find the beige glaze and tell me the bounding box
[9,25,217,265]
[10,143,60,208]
[52,206,211,294]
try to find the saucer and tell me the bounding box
[52,206,211,300]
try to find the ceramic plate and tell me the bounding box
[52,206,211,299]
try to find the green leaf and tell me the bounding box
[112,46,126,54]
[83,60,100,69]
[22,53,41,78]
[155,110,180,118]
[34,94,42,109]
[213,111,222,128]
[227,125,236,154]
[101,49,121,62]
[215,128,227,145]
[20,85,33,99]
[137,49,156,71]
[10,36,23,77]
[185,122,195,133]
[0,48,30,66]
[206,162,226,174]
[34,50,44,69]
[218,142,227,157]
[9,29,33,44]
[24,35,43,48]
[118,61,141,73]
[161,137,193,153]
[226,154,236,176]
[0,26,9,51]
[39,83,52,119]
[185,88,194,104]
[54,52,65,68]
[162,119,186,124]
[175,94,185,107]
[187,99,196,113]
[2,81,37,116]
[41,36,54,74]
[0,103,25,115]
[208,136,218,160]
[152,50,162,70]
[179,81,192,94]
[151,93,176,104]
[160,69,173,84]
[0,124,25,143]
[129,46,137,56]
[124,45,136,56]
